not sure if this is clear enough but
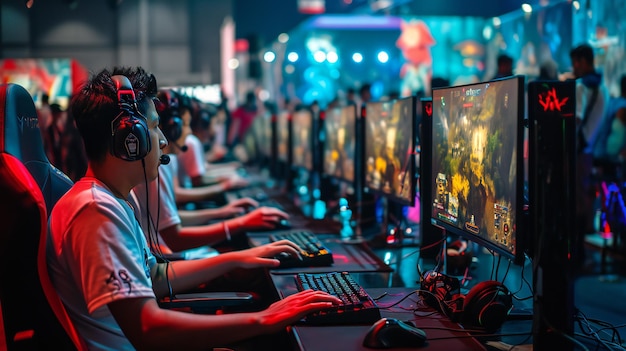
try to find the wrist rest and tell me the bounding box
[159,292,254,313]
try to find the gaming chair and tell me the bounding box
[0,83,86,350]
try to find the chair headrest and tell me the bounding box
[0,83,73,215]
[0,84,46,162]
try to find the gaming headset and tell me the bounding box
[420,270,513,332]
[156,89,183,143]
[110,75,151,161]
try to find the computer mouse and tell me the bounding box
[363,317,427,349]
[275,219,292,230]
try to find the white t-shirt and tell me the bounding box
[177,134,206,188]
[133,154,218,259]
[47,177,157,351]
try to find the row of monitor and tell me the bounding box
[243,75,526,265]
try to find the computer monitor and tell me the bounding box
[429,75,525,264]
[363,97,416,206]
[291,108,314,171]
[253,110,272,159]
[323,104,357,183]
[276,110,289,163]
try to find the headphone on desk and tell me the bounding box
[156,89,183,143]
[110,75,151,161]
[420,271,513,332]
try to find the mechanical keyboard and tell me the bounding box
[295,272,381,325]
[270,230,334,268]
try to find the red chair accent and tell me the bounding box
[0,83,86,350]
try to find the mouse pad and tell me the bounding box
[292,288,487,351]
[247,232,393,274]
[292,317,487,351]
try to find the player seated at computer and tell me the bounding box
[155,90,249,208]
[132,94,290,260]
[47,67,341,350]
[176,92,246,188]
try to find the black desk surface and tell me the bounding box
[275,284,489,351]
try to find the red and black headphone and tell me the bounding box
[420,270,513,332]
[156,89,183,143]
[110,75,151,161]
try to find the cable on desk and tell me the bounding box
[538,307,591,351]
[576,309,625,350]
[574,333,626,351]
[511,253,533,301]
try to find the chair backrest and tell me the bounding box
[0,83,85,350]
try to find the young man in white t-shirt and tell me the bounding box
[47,67,340,351]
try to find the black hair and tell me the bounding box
[497,54,513,66]
[190,104,215,132]
[155,89,179,127]
[570,44,595,65]
[70,66,158,163]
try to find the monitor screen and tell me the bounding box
[364,97,416,206]
[276,110,289,162]
[252,110,272,158]
[430,76,525,262]
[291,108,314,170]
[323,104,357,183]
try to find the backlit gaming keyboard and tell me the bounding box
[295,272,381,325]
[270,230,334,268]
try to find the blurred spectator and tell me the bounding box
[43,103,87,181]
[538,59,559,80]
[494,54,514,79]
[227,90,257,147]
[570,43,608,267]
[37,93,52,134]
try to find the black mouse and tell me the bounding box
[363,318,427,349]
[275,219,291,229]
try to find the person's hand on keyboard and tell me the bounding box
[253,290,342,332]
[222,197,259,216]
[221,174,249,191]
[237,207,289,230]
[231,240,303,268]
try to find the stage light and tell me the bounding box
[285,64,295,74]
[313,51,326,63]
[227,58,240,69]
[377,51,389,63]
[26,0,34,8]
[258,89,270,101]
[492,17,501,27]
[287,52,299,63]
[327,51,338,63]
[352,52,363,63]
[573,1,580,10]
[278,33,289,43]
[263,51,276,63]
[521,3,532,13]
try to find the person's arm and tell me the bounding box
[178,197,259,226]
[172,171,241,203]
[151,238,298,297]
[158,206,288,252]
[108,290,341,351]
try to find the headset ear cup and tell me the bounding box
[462,280,513,332]
[165,116,183,142]
[110,75,151,161]
[111,112,151,161]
